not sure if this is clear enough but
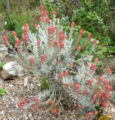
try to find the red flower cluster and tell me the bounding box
[39,5,50,23]
[41,54,46,63]
[17,98,28,108]
[30,56,35,66]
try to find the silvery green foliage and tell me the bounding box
[19,20,74,78]
[4,7,112,116]
[10,18,96,114]
[62,56,96,114]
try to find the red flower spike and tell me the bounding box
[50,100,55,105]
[15,38,20,47]
[59,31,63,35]
[83,90,87,95]
[41,54,46,63]
[71,22,75,28]
[94,111,98,116]
[88,33,91,39]
[48,26,55,33]
[101,96,105,101]
[79,29,83,36]
[104,80,109,84]
[52,108,58,115]
[99,76,103,81]
[106,84,111,91]
[54,40,58,46]
[22,36,26,43]
[58,73,63,78]
[100,91,104,95]
[93,39,97,44]
[57,61,61,65]
[34,24,38,28]
[102,103,107,107]
[90,63,95,70]
[37,41,40,46]
[33,105,38,109]
[96,101,100,105]
[106,68,111,73]
[39,16,43,22]
[52,11,56,15]
[106,93,110,98]
[65,83,70,88]
[22,98,27,104]
[25,23,28,27]
[93,94,97,99]
[44,10,48,15]
[71,64,74,67]
[45,17,50,23]
[33,97,39,102]
[64,70,69,76]
[40,5,44,11]
[78,104,82,109]
[22,32,26,36]
[94,58,98,62]
[30,56,35,66]
[41,11,47,16]
[12,31,17,37]
[59,33,65,41]
[87,79,93,85]
[74,84,79,91]
[17,102,23,108]
[88,112,92,117]
[60,42,64,49]
[77,46,81,51]
[2,36,8,41]
[64,35,67,39]
[24,27,28,32]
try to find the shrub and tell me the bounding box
[2,5,112,119]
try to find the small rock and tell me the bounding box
[0,44,8,62]
[0,61,24,80]
[24,77,28,87]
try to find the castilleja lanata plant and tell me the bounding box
[2,5,112,119]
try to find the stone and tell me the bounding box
[24,77,28,87]
[0,61,24,80]
[0,44,8,62]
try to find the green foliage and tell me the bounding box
[0,88,6,96]
[5,13,37,45]
[1,0,114,58]
[0,0,6,12]
[5,14,30,30]
[0,61,5,70]
[41,76,49,90]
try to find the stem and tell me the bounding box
[44,94,62,113]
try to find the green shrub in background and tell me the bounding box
[1,0,114,58]
[5,12,38,45]
[0,0,6,12]
[5,14,28,45]
[42,0,115,45]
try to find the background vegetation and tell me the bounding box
[0,0,115,59]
